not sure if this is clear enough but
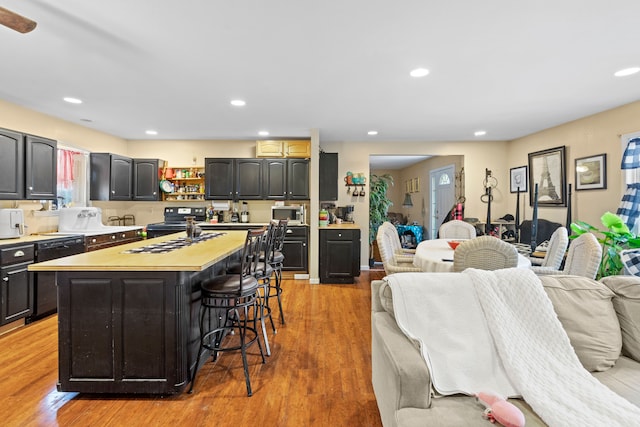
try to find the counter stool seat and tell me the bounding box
[189,229,266,397]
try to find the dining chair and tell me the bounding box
[533,232,602,280]
[438,220,477,239]
[376,223,422,275]
[530,226,569,271]
[380,222,416,262]
[453,235,518,272]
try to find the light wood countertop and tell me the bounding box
[28,230,246,272]
[319,223,360,230]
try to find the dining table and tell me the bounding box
[413,238,532,272]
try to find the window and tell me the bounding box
[57,145,89,208]
[438,173,451,186]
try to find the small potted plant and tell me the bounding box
[571,211,640,278]
[369,173,394,267]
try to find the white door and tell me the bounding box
[430,165,456,238]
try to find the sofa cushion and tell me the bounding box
[379,280,395,316]
[539,275,621,372]
[600,275,640,362]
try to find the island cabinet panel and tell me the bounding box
[56,270,208,394]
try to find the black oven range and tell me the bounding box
[145,206,206,238]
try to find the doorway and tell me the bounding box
[430,164,456,237]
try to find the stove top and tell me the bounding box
[121,232,224,254]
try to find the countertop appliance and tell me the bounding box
[0,208,25,239]
[146,206,206,238]
[271,205,305,225]
[27,235,85,322]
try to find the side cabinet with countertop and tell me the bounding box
[281,225,309,272]
[319,226,361,284]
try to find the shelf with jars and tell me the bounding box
[160,166,206,201]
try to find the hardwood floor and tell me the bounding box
[0,270,387,427]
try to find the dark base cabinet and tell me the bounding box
[282,226,309,272]
[319,228,361,284]
[56,265,227,394]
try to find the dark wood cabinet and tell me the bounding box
[287,159,310,200]
[320,228,361,283]
[90,153,134,201]
[235,159,263,200]
[263,158,287,199]
[319,152,338,201]
[0,243,34,325]
[264,158,309,200]
[25,135,57,200]
[281,226,308,271]
[133,158,161,201]
[205,158,234,200]
[0,128,25,199]
[0,128,57,200]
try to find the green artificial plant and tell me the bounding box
[571,211,640,278]
[369,173,394,257]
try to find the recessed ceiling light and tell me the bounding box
[63,97,82,104]
[409,68,430,78]
[230,99,246,107]
[614,67,640,77]
[145,130,158,135]
[258,131,269,136]
[80,118,93,123]
[474,130,487,137]
[368,130,378,136]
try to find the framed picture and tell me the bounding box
[412,177,420,193]
[575,153,607,190]
[528,146,566,207]
[509,166,528,193]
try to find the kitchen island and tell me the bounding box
[28,230,247,394]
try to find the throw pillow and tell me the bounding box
[540,275,621,372]
[600,276,640,362]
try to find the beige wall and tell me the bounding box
[507,100,640,229]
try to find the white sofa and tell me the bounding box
[371,274,640,426]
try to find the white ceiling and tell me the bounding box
[1,1,640,143]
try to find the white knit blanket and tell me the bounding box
[388,269,640,426]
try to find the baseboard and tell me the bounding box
[294,273,310,280]
[309,278,320,284]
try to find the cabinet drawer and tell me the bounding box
[284,226,308,238]
[0,244,35,265]
[322,229,355,241]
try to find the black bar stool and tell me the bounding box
[266,219,288,324]
[189,228,266,397]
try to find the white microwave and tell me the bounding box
[271,205,304,224]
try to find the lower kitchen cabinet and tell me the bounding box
[85,230,143,251]
[319,228,361,284]
[0,243,34,325]
[281,226,309,272]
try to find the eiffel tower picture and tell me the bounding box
[538,155,560,201]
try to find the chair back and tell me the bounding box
[376,222,421,274]
[453,236,518,272]
[239,228,265,290]
[540,226,569,268]
[262,222,278,263]
[439,220,477,239]
[273,219,288,253]
[380,222,403,254]
[563,232,602,279]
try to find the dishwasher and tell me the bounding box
[27,235,85,322]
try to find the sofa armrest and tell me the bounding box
[372,312,432,425]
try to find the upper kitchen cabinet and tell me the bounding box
[205,158,264,200]
[235,159,264,200]
[263,158,309,200]
[0,128,57,200]
[263,158,287,199]
[287,159,310,200]
[319,152,338,201]
[205,158,234,200]
[25,135,57,200]
[90,153,133,201]
[256,140,311,158]
[132,159,161,201]
[0,128,25,199]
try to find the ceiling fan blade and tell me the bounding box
[0,7,37,33]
